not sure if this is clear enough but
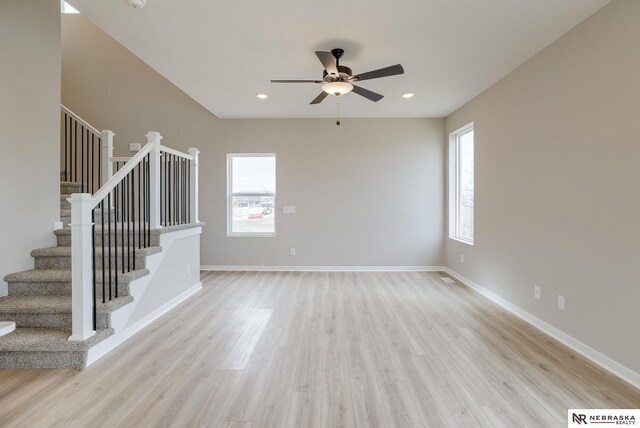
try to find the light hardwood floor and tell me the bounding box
[0,271,638,427]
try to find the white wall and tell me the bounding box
[0,0,61,294]
[129,230,201,325]
[446,0,640,374]
[61,15,445,268]
[87,227,203,366]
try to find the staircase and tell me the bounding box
[0,181,160,369]
[0,106,201,369]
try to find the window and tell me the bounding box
[449,123,474,244]
[61,1,79,13]
[227,154,276,237]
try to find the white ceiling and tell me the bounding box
[68,0,609,119]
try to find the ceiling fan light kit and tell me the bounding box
[322,81,353,96]
[271,48,405,105]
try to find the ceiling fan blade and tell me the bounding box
[271,79,324,83]
[315,51,338,76]
[354,64,404,82]
[310,91,329,105]
[351,85,384,102]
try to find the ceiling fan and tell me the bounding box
[271,48,404,104]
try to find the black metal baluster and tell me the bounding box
[146,154,151,246]
[167,153,170,225]
[90,133,94,194]
[81,126,85,192]
[171,155,174,225]
[109,191,118,303]
[160,154,162,227]
[102,198,106,305]
[174,155,178,224]
[98,137,102,188]
[91,206,97,330]
[138,163,141,249]
[125,173,130,272]
[74,120,78,184]
[132,168,136,270]
[164,153,171,226]
[159,154,163,227]
[121,172,125,275]
[64,113,68,181]
[138,158,147,248]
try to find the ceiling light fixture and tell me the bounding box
[322,81,353,96]
[126,0,146,8]
[256,93,268,99]
[402,93,414,99]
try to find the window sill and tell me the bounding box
[449,236,474,246]
[227,233,276,238]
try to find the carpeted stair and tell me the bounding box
[0,181,159,369]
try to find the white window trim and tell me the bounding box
[227,153,276,237]
[448,122,474,246]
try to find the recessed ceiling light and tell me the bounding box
[256,93,268,99]
[402,93,414,99]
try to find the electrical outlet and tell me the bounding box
[186,264,191,275]
[534,285,541,300]
[290,248,296,256]
[460,254,465,263]
[558,295,565,311]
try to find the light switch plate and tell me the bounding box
[283,205,296,214]
[130,143,141,152]
[558,295,566,311]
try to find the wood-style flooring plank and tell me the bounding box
[0,271,638,428]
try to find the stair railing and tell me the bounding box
[68,131,199,341]
[60,105,114,194]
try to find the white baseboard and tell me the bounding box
[201,265,445,272]
[444,267,640,390]
[86,282,203,366]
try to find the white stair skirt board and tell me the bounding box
[444,267,640,390]
[86,282,202,366]
[201,265,445,272]
[0,322,15,337]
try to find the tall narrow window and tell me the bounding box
[227,154,276,237]
[449,123,474,244]
[61,1,79,13]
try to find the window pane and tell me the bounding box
[457,130,474,241]
[232,156,275,194]
[231,195,275,234]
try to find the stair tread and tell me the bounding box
[0,327,113,352]
[4,269,70,283]
[0,295,135,313]
[4,268,150,284]
[31,245,162,257]
[0,296,71,313]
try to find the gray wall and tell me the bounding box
[62,15,445,268]
[446,0,640,374]
[0,0,61,294]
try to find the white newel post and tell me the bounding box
[68,193,97,341]
[100,130,114,187]
[188,148,200,223]
[147,131,163,229]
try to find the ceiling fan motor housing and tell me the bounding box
[322,66,353,82]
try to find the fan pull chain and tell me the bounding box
[336,102,341,126]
